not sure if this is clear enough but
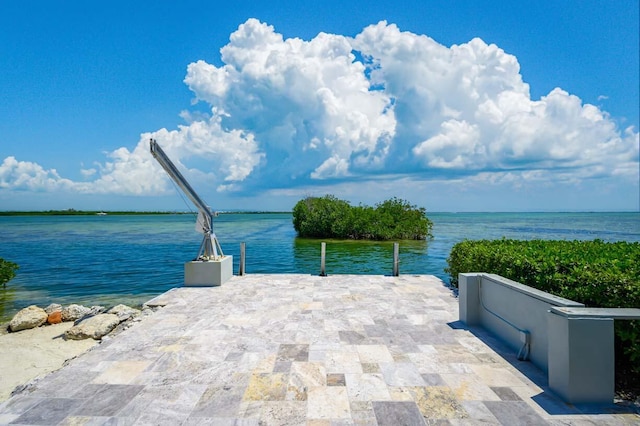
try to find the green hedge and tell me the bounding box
[446,239,640,371]
[292,195,433,240]
[0,257,18,287]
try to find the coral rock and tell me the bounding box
[61,304,91,322]
[47,311,63,324]
[107,304,141,321]
[64,314,120,340]
[44,303,62,315]
[9,305,48,332]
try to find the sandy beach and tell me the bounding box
[0,322,98,401]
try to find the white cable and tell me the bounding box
[479,278,530,361]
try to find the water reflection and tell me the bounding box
[0,286,16,321]
[293,238,429,276]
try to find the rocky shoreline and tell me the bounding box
[0,301,161,401]
[5,302,158,341]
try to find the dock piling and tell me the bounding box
[239,242,246,276]
[393,242,399,276]
[320,242,327,276]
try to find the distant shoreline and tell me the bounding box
[0,210,635,217]
[0,210,292,216]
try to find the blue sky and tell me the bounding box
[1,0,638,212]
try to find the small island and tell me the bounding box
[292,195,433,240]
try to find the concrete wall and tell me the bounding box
[547,309,615,403]
[459,273,584,372]
[460,273,640,404]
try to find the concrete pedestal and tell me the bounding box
[184,256,233,287]
[548,311,614,404]
[459,273,481,326]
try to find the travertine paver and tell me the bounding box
[1,274,638,425]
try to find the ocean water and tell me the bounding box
[1,212,638,321]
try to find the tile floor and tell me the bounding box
[0,274,637,425]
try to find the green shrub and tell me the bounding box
[446,239,640,372]
[0,257,18,287]
[292,195,433,240]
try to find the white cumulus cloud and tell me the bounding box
[0,19,637,202]
[0,156,76,192]
[185,19,396,183]
[352,22,638,180]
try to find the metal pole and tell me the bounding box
[320,242,326,276]
[393,242,399,276]
[239,242,246,276]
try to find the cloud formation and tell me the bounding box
[1,19,637,200]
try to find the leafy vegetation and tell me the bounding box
[446,239,640,377]
[0,257,18,287]
[292,195,433,240]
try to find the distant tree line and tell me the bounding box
[292,195,433,240]
[0,210,179,216]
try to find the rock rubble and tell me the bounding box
[6,302,158,340]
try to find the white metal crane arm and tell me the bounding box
[149,139,211,225]
[149,138,223,260]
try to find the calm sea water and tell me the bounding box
[1,212,638,321]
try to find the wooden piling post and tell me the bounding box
[393,242,399,276]
[239,242,246,276]
[320,242,327,276]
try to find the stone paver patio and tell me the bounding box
[1,274,638,425]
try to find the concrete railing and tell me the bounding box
[459,272,640,404]
[459,273,583,371]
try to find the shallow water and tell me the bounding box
[1,212,638,321]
